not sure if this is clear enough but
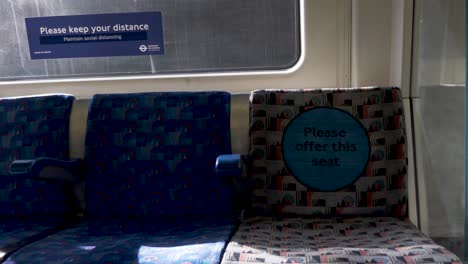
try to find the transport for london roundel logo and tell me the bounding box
[282,107,370,191]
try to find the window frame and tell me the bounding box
[0,0,305,85]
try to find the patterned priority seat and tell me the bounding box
[0,94,76,259]
[6,92,239,264]
[221,88,461,264]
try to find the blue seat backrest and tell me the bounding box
[84,92,233,218]
[0,94,75,216]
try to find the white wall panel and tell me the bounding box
[351,0,392,88]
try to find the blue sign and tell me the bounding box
[25,12,164,59]
[282,107,370,191]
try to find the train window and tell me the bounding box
[0,0,301,81]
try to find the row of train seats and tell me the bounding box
[0,88,461,264]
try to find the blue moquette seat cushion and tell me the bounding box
[5,217,238,264]
[0,217,70,260]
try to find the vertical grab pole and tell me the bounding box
[465,0,468,260]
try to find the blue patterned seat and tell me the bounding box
[3,217,236,264]
[6,92,239,264]
[0,94,76,259]
[83,92,234,218]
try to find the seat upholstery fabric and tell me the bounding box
[247,88,406,218]
[222,217,460,264]
[221,87,461,263]
[0,95,75,259]
[6,92,238,264]
[0,94,75,216]
[4,217,237,264]
[0,217,69,259]
[84,92,233,217]
[0,94,74,176]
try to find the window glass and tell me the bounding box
[0,0,301,81]
[412,0,465,258]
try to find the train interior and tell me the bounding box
[0,0,466,263]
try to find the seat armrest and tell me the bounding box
[216,154,251,218]
[9,158,83,182]
[216,154,244,177]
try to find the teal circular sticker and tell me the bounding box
[282,107,370,191]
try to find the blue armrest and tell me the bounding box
[216,154,250,218]
[216,154,243,177]
[9,158,83,182]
